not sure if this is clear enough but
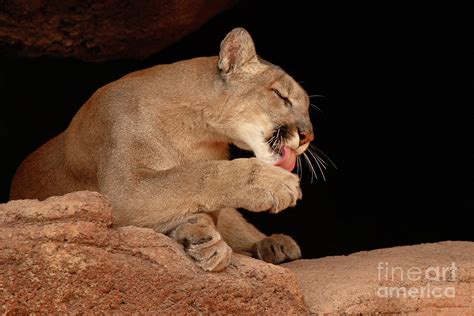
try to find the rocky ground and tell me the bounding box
[285,241,474,315]
[1,191,473,314]
[0,191,306,314]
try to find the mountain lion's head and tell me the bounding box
[213,28,314,170]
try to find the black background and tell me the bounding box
[0,1,472,258]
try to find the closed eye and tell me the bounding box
[272,89,293,108]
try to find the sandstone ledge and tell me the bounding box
[0,191,307,314]
[2,191,473,315]
[284,241,474,315]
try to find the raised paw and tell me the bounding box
[169,213,232,272]
[251,234,301,264]
[229,158,302,214]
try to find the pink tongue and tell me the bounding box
[273,146,297,172]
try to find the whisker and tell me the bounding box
[268,127,283,156]
[305,147,327,181]
[310,144,338,169]
[296,155,299,176]
[276,134,282,152]
[302,153,313,183]
[303,152,317,183]
[310,103,322,112]
[313,155,326,181]
[308,147,327,170]
[270,140,276,150]
[308,94,326,98]
[308,148,327,170]
[271,129,286,157]
[300,155,304,179]
[266,135,276,145]
[271,138,280,155]
[296,155,301,178]
[316,155,328,169]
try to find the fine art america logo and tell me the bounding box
[377,262,458,299]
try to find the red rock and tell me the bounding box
[284,241,474,315]
[0,191,307,314]
[5,191,471,314]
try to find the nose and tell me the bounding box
[298,129,314,146]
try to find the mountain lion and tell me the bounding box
[11,28,315,271]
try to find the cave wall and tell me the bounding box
[0,0,236,61]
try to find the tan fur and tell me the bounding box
[10,28,314,271]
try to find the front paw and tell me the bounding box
[231,158,302,213]
[251,234,301,264]
[169,214,232,272]
[187,238,232,272]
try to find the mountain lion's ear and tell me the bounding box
[218,27,257,76]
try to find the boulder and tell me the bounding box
[284,241,474,314]
[0,0,235,61]
[0,191,307,314]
